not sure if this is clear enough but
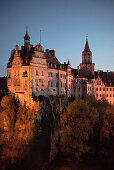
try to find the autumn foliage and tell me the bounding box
[60,96,114,169]
[61,99,99,159]
[0,95,39,164]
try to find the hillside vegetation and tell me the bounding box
[0,95,114,170]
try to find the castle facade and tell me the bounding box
[7,31,114,105]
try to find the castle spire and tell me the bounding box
[84,35,90,52]
[26,26,28,34]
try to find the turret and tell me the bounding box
[24,28,30,49]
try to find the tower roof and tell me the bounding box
[84,38,90,52]
[24,28,30,40]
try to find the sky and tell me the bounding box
[0,0,114,77]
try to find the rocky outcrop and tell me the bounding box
[38,95,69,162]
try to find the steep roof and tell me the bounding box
[24,30,30,40]
[45,50,61,65]
[84,39,90,52]
[95,71,114,86]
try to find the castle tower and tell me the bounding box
[80,37,94,75]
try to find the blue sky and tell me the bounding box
[0,0,114,77]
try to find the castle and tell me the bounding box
[7,30,114,106]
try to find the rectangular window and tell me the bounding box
[96,88,98,91]
[48,81,53,87]
[110,94,112,97]
[97,94,98,97]
[100,88,101,91]
[41,71,44,76]
[61,74,62,78]
[36,70,38,76]
[48,72,53,77]
[48,81,50,87]
[106,88,108,91]
[56,73,58,78]
[22,70,28,77]
[103,88,105,91]
[107,94,108,97]
[36,80,38,86]
[25,80,27,86]
[110,88,112,91]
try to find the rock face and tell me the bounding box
[38,95,69,162]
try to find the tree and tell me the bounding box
[0,95,39,164]
[61,99,99,160]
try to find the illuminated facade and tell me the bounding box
[7,30,114,105]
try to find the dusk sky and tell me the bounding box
[0,0,114,77]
